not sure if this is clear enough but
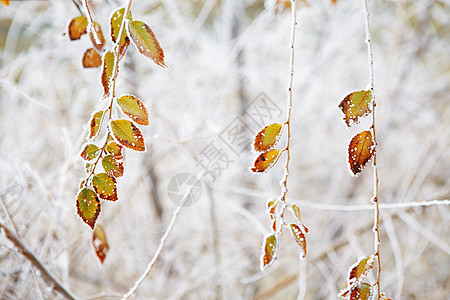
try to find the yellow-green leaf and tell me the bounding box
[90,22,105,50]
[89,111,104,139]
[68,16,88,40]
[250,149,281,173]
[289,223,307,259]
[101,51,115,96]
[76,188,100,229]
[110,119,146,152]
[350,283,372,300]
[92,173,118,201]
[253,123,283,152]
[106,141,123,160]
[92,225,109,263]
[339,90,373,128]
[117,95,149,125]
[127,20,168,68]
[261,234,278,271]
[348,130,375,176]
[80,144,100,161]
[82,48,102,68]
[102,155,124,178]
[111,7,132,60]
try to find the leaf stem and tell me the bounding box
[84,0,133,186]
[361,0,381,298]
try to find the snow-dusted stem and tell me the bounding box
[84,0,132,185]
[279,0,297,217]
[361,0,381,298]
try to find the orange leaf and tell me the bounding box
[101,51,115,96]
[348,130,375,176]
[250,149,282,173]
[76,188,101,229]
[339,90,373,128]
[289,223,307,259]
[260,234,278,271]
[89,111,104,139]
[92,225,109,263]
[127,20,168,69]
[90,22,105,50]
[82,48,102,68]
[253,123,283,152]
[68,16,88,40]
[1,0,9,6]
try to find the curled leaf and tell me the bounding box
[253,123,283,152]
[250,149,281,173]
[89,111,104,139]
[127,20,168,68]
[110,119,146,152]
[289,223,307,259]
[348,130,375,176]
[90,22,105,50]
[68,16,88,40]
[348,255,374,288]
[93,173,118,201]
[261,234,278,271]
[339,90,373,128]
[80,143,100,161]
[76,188,100,229]
[101,51,115,96]
[117,95,149,125]
[111,8,132,60]
[102,155,124,178]
[92,225,109,263]
[82,48,102,68]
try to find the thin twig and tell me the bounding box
[361,0,381,298]
[81,0,100,44]
[277,0,297,234]
[70,0,84,15]
[122,170,206,299]
[0,222,77,300]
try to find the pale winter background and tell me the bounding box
[0,0,449,299]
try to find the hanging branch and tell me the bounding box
[0,222,77,300]
[361,0,382,298]
[249,0,309,271]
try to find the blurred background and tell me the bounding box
[0,0,449,299]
